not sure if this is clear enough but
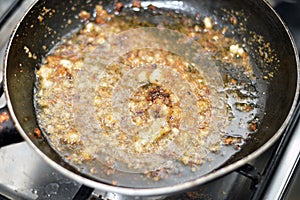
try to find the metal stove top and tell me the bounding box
[0,0,299,199]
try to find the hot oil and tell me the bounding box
[34,3,266,188]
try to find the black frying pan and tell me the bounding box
[1,0,299,196]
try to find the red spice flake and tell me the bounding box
[33,128,42,138]
[230,16,237,25]
[95,16,105,25]
[79,10,91,21]
[69,55,78,61]
[95,5,112,24]
[229,78,237,85]
[55,66,71,78]
[224,136,243,147]
[0,112,9,123]
[234,144,241,150]
[224,137,233,145]
[95,5,111,19]
[64,155,71,161]
[132,0,142,9]
[249,122,257,131]
[115,2,124,13]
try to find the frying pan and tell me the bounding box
[1,0,299,196]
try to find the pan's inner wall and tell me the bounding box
[6,0,99,171]
[218,0,298,163]
[175,0,298,164]
[5,0,298,185]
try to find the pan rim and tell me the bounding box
[2,0,300,196]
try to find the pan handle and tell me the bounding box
[0,82,23,147]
